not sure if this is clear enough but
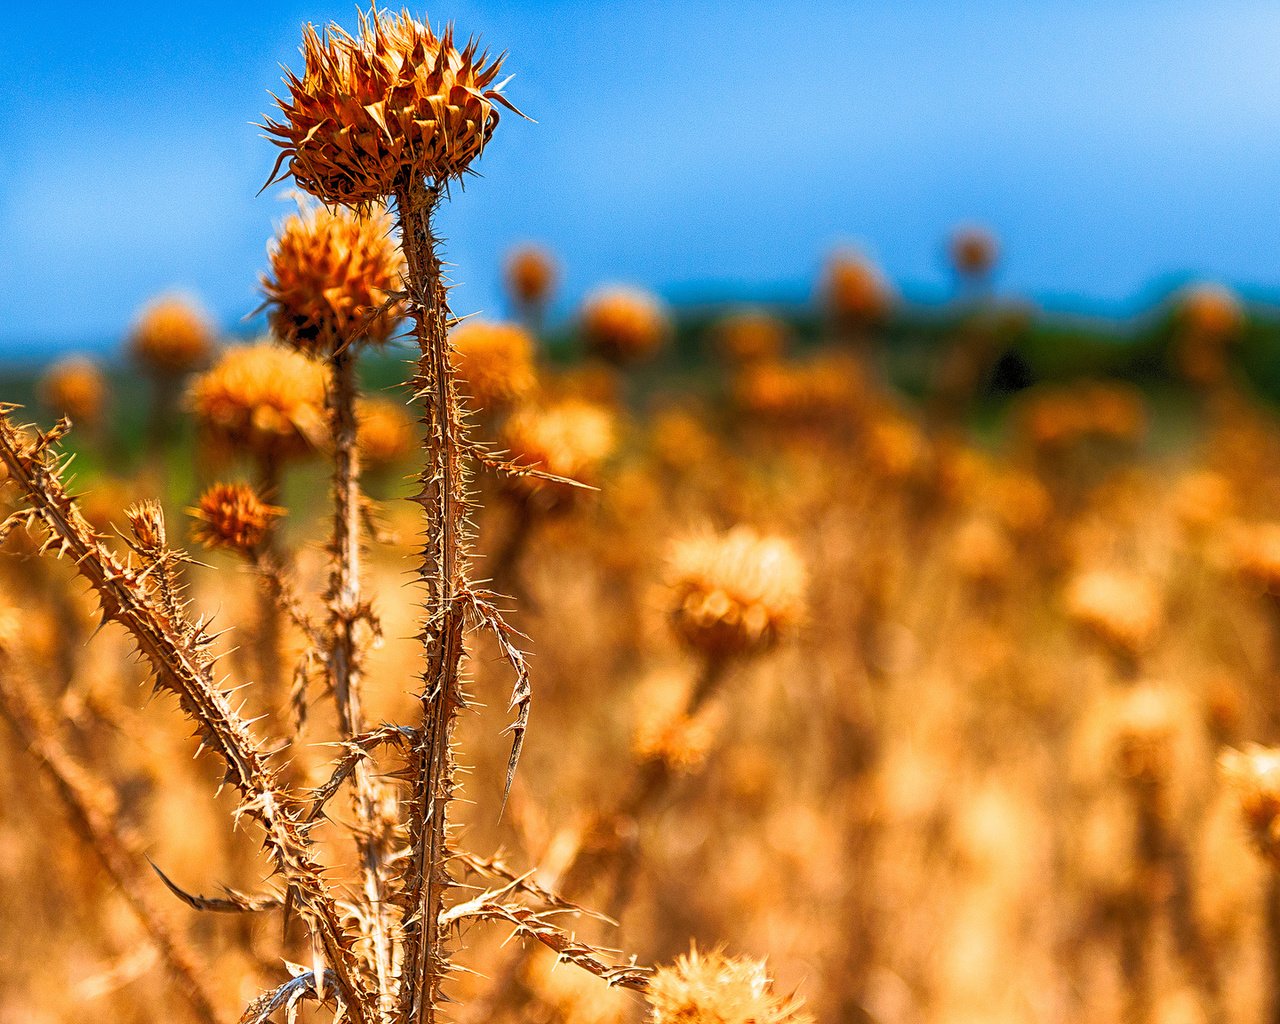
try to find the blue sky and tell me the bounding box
[3,1,1280,354]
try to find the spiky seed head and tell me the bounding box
[39,357,107,426]
[187,343,327,461]
[357,396,416,468]
[666,527,807,659]
[128,294,215,376]
[450,320,537,412]
[1063,568,1163,661]
[125,499,167,552]
[262,202,405,355]
[1221,744,1280,866]
[823,251,894,328]
[647,947,813,1024]
[712,310,790,366]
[189,483,284,553]
[499,399,616,509]
[949,223,999,280]
[579,286,670,365]
[265,8,517,205]
[504,244,558,308]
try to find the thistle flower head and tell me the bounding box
[450,320,537,411]
[128,294,215,376]
[949,223,999,281]
[712,310,790,366]
[823,250,894,328]
[357,396,416,468]
[1112,684,1177,783]
[125,499,167,553]
[261,201,404,354]
[950,516,1015,590]
[39,357,107,426]
[1064,568,1163,661]
[579,286,671,365]
[265,8,518,205]
[499,399,615,508]
[189,483,284,553]
[666,527,807,659]
[187,343,327,460]
[504,244,558,309]
[647,947,812,1024]
[1220,744,1280,866]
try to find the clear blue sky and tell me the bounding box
[3,1,1280,354]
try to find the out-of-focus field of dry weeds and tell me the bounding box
[6,228,1280,1024]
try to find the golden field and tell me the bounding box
[3,8,1280,1024]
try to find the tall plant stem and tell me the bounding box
[395,177,470,1024]
[254,451,285,696]
[327,344,393,1009]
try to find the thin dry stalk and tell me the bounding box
[0,410,374,1022]
[0,663,224,1024]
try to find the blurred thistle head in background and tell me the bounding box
[264,8,519,204]
[822,250,895,332]
[579,286,672,366]
[712,309,791,367]
[37,357,107,428]
[450,320,538,413]
[356,396,416,471]
[1220,745,1280,867]
[187,342,327,462]
[261,201,405,355]
[127,294,216,378]
[499,399,616,511]
[666,526,807,660]
[949,223,1000,286]
[504,244,559,316]
[188,482,284,553]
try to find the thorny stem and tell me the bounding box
[0,665,224,1024]
[395,177,470,1024]
[254,451,285,696]
[327,344,394,1010]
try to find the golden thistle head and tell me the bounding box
[450,320,537,412]
[823,250,894,328]
[357,396,416,469]
[187,343,328,461]
[1064,568,1162,663]
[949,223,999,280]
[666,527,806,659]
[1112,684,1177,784]
[950,516,1015,591]
[262,202,404,354]
[499,399,616,510]
[265,8,518,205]
[712,310,790,366]
[189,483,284,553]
[647,947,812,1024]
[39,357,107,426]
[1221,744,1280,866]
[128,294,215,377]
[579,286,671,365]
[504,244,558,309]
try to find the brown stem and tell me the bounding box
[253,452,284,696]
[327,344,394,1008]
[395,178,470,1024]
